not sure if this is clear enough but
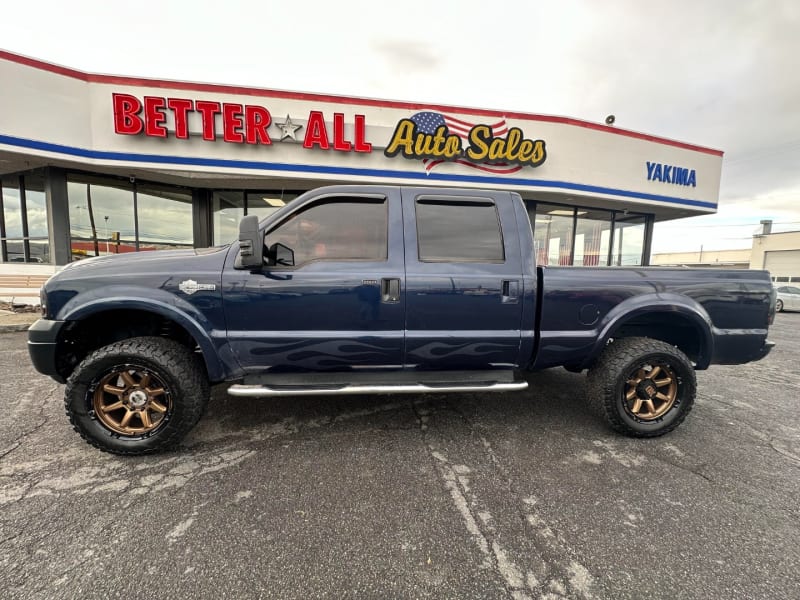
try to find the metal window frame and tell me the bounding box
[0,181,7,262]
[526,197,652,267]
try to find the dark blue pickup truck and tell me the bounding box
[27,185,776,454]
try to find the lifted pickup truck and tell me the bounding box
[28,185,776,454]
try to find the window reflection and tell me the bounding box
[527,200,647,267]
[575,209,612,266]
[137,185,193,249]
[1,176,23,239]
[612,216,646,265]
[212,191,244,246]
[416,199,504,262]
[68,177,135,259]
[267,198,387,266]
[245,192,298,223]
[532,203,574,266]
[1,172,50,263]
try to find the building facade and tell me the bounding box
[651,248,751,269]
[751,230,800,282]
[0,50,724,271]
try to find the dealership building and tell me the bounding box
[0,50,723,273]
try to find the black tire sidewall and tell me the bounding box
[66,338,207,455]
[776,299,783,312]
[611,349,695,435]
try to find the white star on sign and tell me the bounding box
[276,114,303,141]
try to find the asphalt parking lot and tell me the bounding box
[1,315,799,600]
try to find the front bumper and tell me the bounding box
[27,319,67,383]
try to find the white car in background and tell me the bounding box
[774,285,800,312]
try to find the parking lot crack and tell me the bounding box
[412,400,596,599]
[769,438,800,466]
[0,384,58,459]
[643,452,714,483]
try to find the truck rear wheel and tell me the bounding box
[65,337,209,455]
[586,337,696,437]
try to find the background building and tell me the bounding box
[650,248,751,269]
[750,225,800,282]
[1,50,724,273]
[651,220,800,282]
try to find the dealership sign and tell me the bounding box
[385,111,546,172]
[646,161,697,187]
[112,94,371,152]
[112,94,546,173]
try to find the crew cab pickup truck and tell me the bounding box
[27,185,776,455]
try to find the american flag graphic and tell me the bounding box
[409,111,522,174]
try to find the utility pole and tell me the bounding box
[86,185,99,256]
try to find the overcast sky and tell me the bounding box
[3,0,798,253]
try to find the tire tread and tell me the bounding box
[586,337,696,438]
[64,336,209,455]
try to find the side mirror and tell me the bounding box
[234,215,263,269]
[267,242,295,267]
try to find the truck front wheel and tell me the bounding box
[586,337,696,437]
[64,337,209,455]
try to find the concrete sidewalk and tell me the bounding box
[0,307,38,332]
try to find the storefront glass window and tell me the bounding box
[212,191,244,246]
[24,173,49,263]
[1,176,23,239]
[612,216,646,265]
[245,192,298,223]
[137,185,193,249]
[532,203,574,266]
[1,173,50,263]
[574,209,613,266]
[68,176,135,259]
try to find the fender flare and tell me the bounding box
[57,288,226,381]
[581,292,715,370]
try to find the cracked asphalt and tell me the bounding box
[1,314,799,600]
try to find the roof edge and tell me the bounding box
[0,48,724,157]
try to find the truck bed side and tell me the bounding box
[532,267,773,371]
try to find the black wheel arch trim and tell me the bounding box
[57,296,226,382]
[580,293,715,371]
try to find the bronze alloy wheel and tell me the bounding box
[623,362,678,421]
[92,365,172,436]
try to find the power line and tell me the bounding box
[655,220,800,229]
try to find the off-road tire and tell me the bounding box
[65,336,209,455]
[586,337,696,437]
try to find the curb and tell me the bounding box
[0,323,34,333]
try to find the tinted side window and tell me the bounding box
[267,197,387,265]
[416,198,504,262]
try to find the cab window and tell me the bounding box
[266,197,387,266]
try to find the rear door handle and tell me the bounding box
[502,279,519,304]
[381,278,401,303]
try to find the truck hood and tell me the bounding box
[53,246,228,278]
[43,246,231,319]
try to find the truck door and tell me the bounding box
[401,188,524,370]
[222,190,405,374]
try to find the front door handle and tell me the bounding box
[502,279,519,304]
[381,278,401,303]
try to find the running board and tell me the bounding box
[227,380,528,398]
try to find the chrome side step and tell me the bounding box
[227,380,528,397]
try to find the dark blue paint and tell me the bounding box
[400,187,524,370]
[32,184,773,385]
